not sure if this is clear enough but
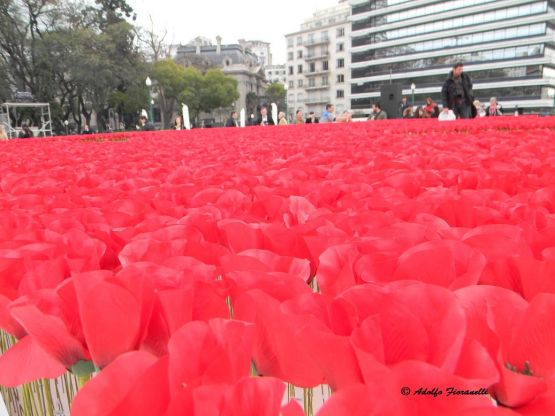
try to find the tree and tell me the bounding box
[152,59,187,128]
[0,0,142,132]
[179,68,239,125]
[265,82,286,112]
[179,66,204,123]
[246,92,258,119]
[200,69,239,114]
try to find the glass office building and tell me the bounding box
[349,0,555,114]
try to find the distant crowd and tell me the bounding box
[0,62,516,139]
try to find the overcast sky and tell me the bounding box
[128,0,341,64]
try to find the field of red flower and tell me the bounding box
[1,117,555,415]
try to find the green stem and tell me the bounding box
[77,374,90,390]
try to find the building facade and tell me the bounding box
[174,37,267,117]
[349,0,555,114]
[285,1,351,119]
[240,39,273,66]
[265,64,287,85]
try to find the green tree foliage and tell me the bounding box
[152,59,187,128]
[0,0,142,132]
[152,64,239,126]
[180,66,204,124]
[200,69,239,114]
[265,81,286,112]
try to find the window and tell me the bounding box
[337,27,345,37]
[337,43,344,52]
[287,38,294,47]
[337,74,344,83]
[288,52,293,61]
[297,50,303,59]
[309,78,316,87]
[310,63,316,72]
[288,66,294,75]
[289,81,294,88]
[297,36,303,46]
[321,31,329,41]
[322,76,329,86]
[298,79,304,87]
[336,90,344,98]
[323,61,329,71]
[337,59,345,68]
[298,64,303,74]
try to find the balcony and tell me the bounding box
[305,85,330,91]
[305,69,330,77]
[305,53,330,62]
[304,96,330,105]
[304,37,330,46]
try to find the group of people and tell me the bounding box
[0,124,34,140]
[141,61,504,133]
[223,103,353,128]
[395,63,504,120]
[400,97,441,119]
[440,62,503,119]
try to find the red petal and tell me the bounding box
[317,244,360,296]
[108,356,170,416]
[10,303,86,367]
[73,271,141,368]
[393,240,485,289]
[0,294,25,338]
[0,336,66,386]
[281,400,304,416]
[71,351,158,416]
[222,377,285,416]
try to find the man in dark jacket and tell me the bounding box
[441,62,476,119]
[257,104,275,126]
[225,111,240,127]
[305,112,319,123]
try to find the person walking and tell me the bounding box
[225,111,240,127]
[441,62,476,119]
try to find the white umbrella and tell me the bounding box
[271,103,278,125]
[182,104,191,130]
[240,108,246,128]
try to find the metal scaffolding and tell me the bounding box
[0,102,53,139]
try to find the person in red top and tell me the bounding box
[424,97,440,118]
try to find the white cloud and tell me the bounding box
[128,0,342,64]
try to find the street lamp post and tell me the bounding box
[64,120,69,135]
[145,77,154,122]
[411,83,416,108]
